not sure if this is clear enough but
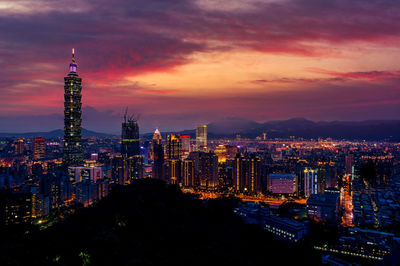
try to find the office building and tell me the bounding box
[181,135,191,159]
[166,134,181,160]
[121,113,140,158]
[152,129,164,180]
[196,125,207,151]
[63,48,83,167]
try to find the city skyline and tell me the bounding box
[1,0,400,133]
[1,1,400,265]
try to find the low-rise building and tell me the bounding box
[264,215,309,242]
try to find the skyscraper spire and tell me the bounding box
[72,48,75,63]
[69,48,77,73]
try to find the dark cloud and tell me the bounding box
[0,0,400,131]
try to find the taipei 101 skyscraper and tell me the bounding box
[63,48,83,166]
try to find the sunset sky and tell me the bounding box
[1,0,399,133]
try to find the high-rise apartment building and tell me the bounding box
[233,153,261,194]
[14,139,24,155]
[182,159,195,187]
[196,125,207,151]
[198,152,219,189]
[304,168,318,197]
[63,49,83,166]
[164,159,181,185]
[33,137,45,160]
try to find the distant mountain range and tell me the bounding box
[1,118,399,141]
[0,128,113,138]
[144,117,400,141]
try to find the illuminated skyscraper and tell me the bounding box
[181,135,191,158]
[33,137,45,160]
[151,129,162,158]
[166,134,181,160]
[164,134,182,184]
[121,113,140,158]
[196,125,207,151]
[152,129,164,179]
[63,48,83,167]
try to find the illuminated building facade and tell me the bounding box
[304,168,318,197]
[198,152,219,189]
[196,125,207,151]
[68,166,103,183]
[215,145,227,163]
[182,159,195,187]
[233,153,262,194]
[181,135,191,159]
[63,49,83,167]
[268,174,297,195]
[33,137,45,160]
[166,134,181,160]
[121,114,140,158]
[165,159,181,185]
[150,128,161,161]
